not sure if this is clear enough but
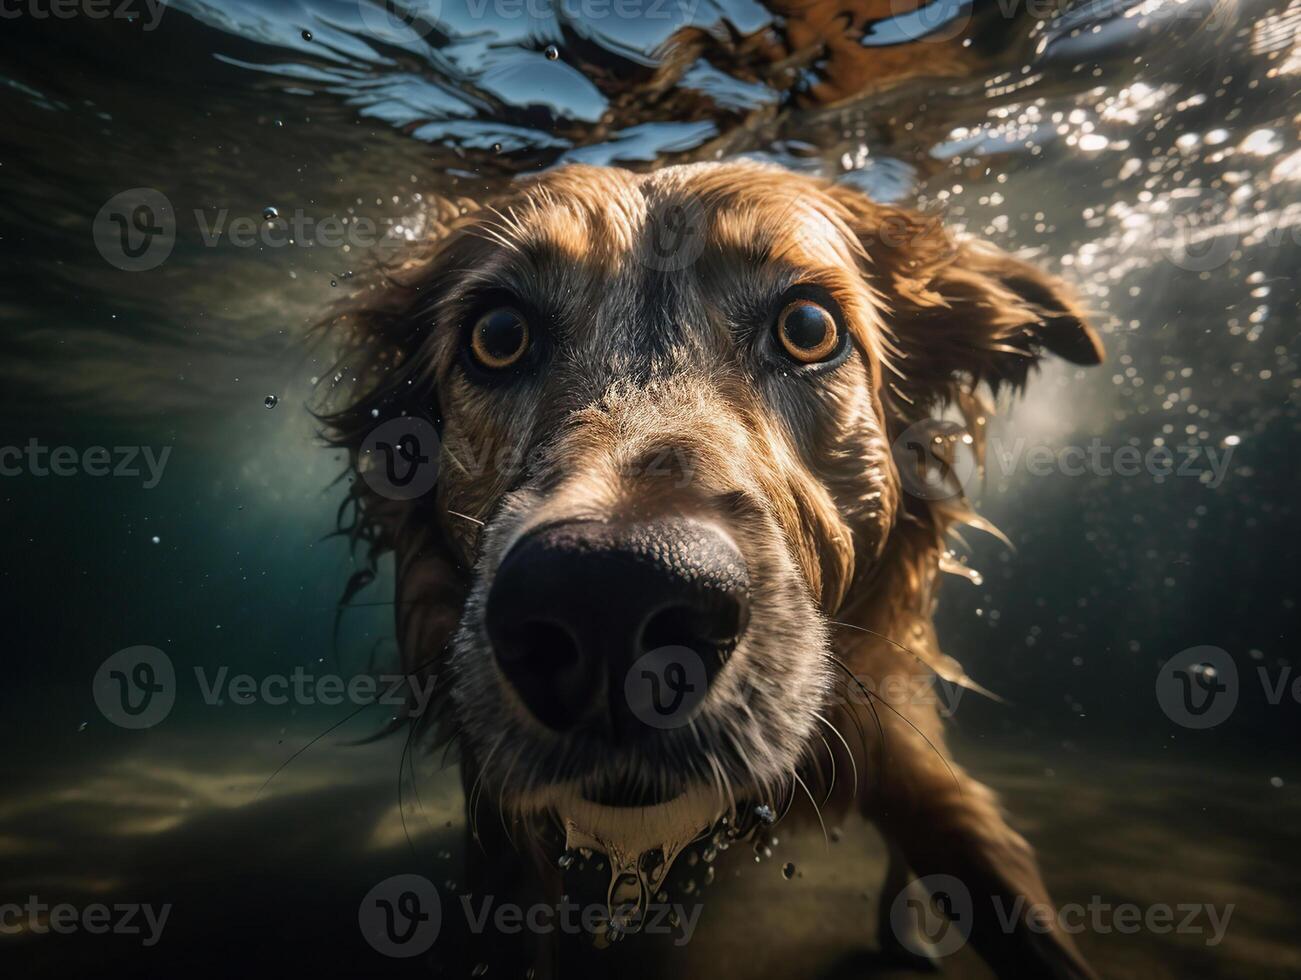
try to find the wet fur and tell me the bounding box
[323,161,1103,978]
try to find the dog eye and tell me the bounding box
[775,299,839,363]
[469,307,530,370]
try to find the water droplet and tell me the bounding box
[471,964,488,977]
[77,721,88,732]
[262,206,279,221]
[329,278,338,287]
[753,803,776,825]
[301,29,312,41]
[491,142,503,154]
[558,850,576,870]
[150,535,160,544]
[264,394,278,409]
[544,45,559,60]
[781,862,796,879]
[1270,776,1284,788]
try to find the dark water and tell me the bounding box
[1,0,1298,976]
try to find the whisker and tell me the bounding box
[447,509,486,527]
[792,770,829,846]
[813,711,858,801]
[827,620,1003,703]
[829,654,962,799]
[256,650,445,798]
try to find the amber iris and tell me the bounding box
[776,300,839,363]
[470,308,530,369]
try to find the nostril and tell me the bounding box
[640,594,749,664]
[500,620,580,669]
[496,620,591,731]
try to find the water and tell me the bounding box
[1,0,1298,977]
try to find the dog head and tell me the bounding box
[326,161,1102,866]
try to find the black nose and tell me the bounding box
[485,518,751,737]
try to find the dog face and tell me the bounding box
[330,161,1101,860]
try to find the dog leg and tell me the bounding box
[860,721,1096,978]
[875,839,943,971]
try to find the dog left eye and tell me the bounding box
[775,299,840,364]
[469,307,530,370]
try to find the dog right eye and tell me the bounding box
[469,307,530,370]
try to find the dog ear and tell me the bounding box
[828,190,1104,417]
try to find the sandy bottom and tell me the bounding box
[2,722,1296,978]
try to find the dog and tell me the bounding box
[325,161,1103,978]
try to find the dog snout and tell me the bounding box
[485,517,751,737]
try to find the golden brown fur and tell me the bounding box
[324,161,1103,977]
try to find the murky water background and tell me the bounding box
[1,0,1298,976]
